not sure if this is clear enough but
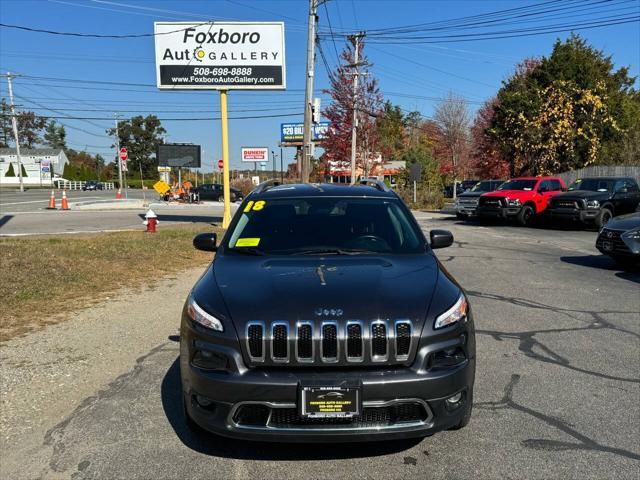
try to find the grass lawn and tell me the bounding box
[0,225,223,342]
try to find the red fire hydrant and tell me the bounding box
[143,209,158,233]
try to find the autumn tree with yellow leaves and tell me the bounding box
[488,34,639,175]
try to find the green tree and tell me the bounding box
[492,34,638,173]
[0,99,47,148]
[376,101,406,160]
[44,120,67,149]
[107,115,166,177]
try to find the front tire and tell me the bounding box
[595,208,612,229]
[456,212,468,220]
[517,205,534,226]
[217,195,224,202]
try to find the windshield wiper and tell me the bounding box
[228,247,265,256]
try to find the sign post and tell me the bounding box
[220,90,231,227]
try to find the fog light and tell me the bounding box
[447,392,463,404]
[196,395,213,407]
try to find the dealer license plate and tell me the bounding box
[300,386,361,418]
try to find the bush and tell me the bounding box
[231,178,255,197]
[396,187,444,210]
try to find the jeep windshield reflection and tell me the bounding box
[226,198,424,255]
[497,179,537,191]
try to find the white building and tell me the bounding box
[0,148,69,186]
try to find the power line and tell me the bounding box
[323,1,342,65]
[1,112,304,121]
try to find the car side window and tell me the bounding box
[626,180,639,193]
[614,180,626,192]
[550,179,562,191]
[538,180,550,192]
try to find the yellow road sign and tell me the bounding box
[153,180,170,195]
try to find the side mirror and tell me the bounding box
[430,230,454,249]
[193,232,217,252]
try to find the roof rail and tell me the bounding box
[359,177,391,192]
[251,179,281,195]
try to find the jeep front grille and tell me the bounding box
[244,319,415,366]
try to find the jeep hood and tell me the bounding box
[210,254,438,327]
[482,190,533,199]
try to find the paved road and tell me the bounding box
[0,188,148,213]
[2,214,639,479]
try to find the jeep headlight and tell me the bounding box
[586,200,600,208]
[434,293,468,329]
[505,198,521,206]
[187,295,224,332]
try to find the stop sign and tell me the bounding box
[218,159,224,169]
[119,148,128,161]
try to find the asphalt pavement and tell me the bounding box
[2,212,637,479]
[0,189,237,235]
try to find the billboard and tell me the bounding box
[281,122,330,143]
[154,22,286,90]
[157,144,201,167]
[241,147,268,162]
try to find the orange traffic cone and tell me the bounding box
[116,188,122,199]
[61,190,70,210]
[46,190,57,210]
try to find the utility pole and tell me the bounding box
[301,0,318,183]
[114,114,123,191]
[348,33,365,185]
[3,72,25,192]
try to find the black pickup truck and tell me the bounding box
[546,177,640,228]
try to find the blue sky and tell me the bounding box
[0,0,638,172]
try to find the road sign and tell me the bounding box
[157,144,201,168]
[119,148,128,161]
[154,22,286,90]
[120,159,128,172]
[281,122,329,143]
[218,159,224,169]
[157,166,171,173]
[241,147,268,162]
[153,180,171,195]
[409,162,422,182]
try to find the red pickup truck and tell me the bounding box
[477,176,566,226]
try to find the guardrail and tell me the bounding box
[54,180,115,190]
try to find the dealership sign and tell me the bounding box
[154,22,286,90]
[241,147,268,162]
[281,122,330,143]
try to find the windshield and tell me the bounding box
[497,179,537,191]
[568,178,614,192]
[471,181,495,192]
[226,197,424,255]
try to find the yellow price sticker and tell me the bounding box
[235,238,261,247]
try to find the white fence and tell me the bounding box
[54,180,115,190]
[556,165,640,186]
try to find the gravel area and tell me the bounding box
[0,267,205,478]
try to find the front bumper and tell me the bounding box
[545,207,599,224]
[180,317,475,442]
[477,205,520,219]
[455,204,478,216]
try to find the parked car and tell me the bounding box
[455,179,505,219]
[182,180,476,442]
[443,180,478,198]
[194,183,244,202]
[546,177,640,228]
[596,213,640,266]
[82,180,103,191]
[477,176,565,226]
